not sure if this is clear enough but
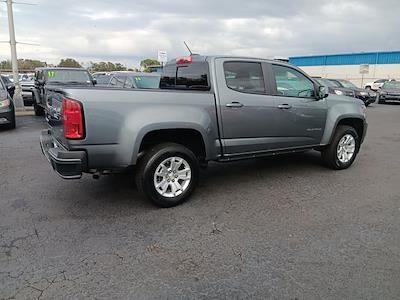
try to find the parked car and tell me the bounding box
[0,76,16,129]
[364,79,388,91]
[1,75,15,99]
[40,55,367,208]
[329,79,376,106]
[32,67,95,116]
[20,79,35,106]
[94,71,161,89]
[377,80,400,104]
[312,78,355,98]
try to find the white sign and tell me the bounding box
[158,51,168,63]
[359,64,369,74]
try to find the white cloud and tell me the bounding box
[0,0,399,68]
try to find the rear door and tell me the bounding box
[215,58,277,155]
[269,64,327,148]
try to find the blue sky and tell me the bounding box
[0,0,399,69]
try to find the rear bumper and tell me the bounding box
[40,130,87,179]
[381,96,400,102]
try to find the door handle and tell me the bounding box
[277,104,292,109]
[226,101,244,108]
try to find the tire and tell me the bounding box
[6,112,16,129]
[34,103,45,116]
[378,97,386,104]
[135,143,199,208]
[322,125,360,170]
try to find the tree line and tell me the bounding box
[0,58,162,73]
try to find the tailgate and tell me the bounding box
[46,88,68,147]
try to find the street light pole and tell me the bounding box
[6,0,24,109]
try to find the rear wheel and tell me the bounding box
[322,125,360,170]
[135,143,199,208]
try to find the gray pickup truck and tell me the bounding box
[40,55,367,207]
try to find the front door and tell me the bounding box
[269,64,328,148]
[215,59,277,155]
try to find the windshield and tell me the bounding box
[131,75,160,89]
[46,69,91,83]
[315,78,337,88]
[94,74,112,85]
[382,81,400,89]
[337,79,357,89]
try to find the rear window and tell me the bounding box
[46,70,91,83]
[160,62,210,91]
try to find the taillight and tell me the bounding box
[63,98,84,139]
[176,56,192,65]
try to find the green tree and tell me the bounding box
[0,59,46,71]
[90,61,127,72]
[0,60,12,70]
[58,58,81,68]
[140,59,159,72]
[18,59,46,70]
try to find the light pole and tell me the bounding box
[6,0,24,109]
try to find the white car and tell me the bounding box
[364,79,388,91]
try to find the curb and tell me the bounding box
[16,110,35,117]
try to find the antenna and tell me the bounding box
[184,41,193,56]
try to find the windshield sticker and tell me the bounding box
[47,71,56,78]
[135,77,142,81]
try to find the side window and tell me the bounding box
[124,77,135,88]
[272,65,315,98]
[160,62,210,90]
[110,76,126,88]
[35,71,42,81]
[224,62,265,94]
[176,63,209,90]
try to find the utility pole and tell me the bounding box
[6,0,24,109]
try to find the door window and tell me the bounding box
[110,75,126,88]
[272,65,315,98]
[124,76,135,88]
[224,62,265,94]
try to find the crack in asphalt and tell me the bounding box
[0,234,34,257]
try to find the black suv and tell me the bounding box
[33,67,95,116]
[329,79,376,106]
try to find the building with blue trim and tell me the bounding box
[289,51,400,87]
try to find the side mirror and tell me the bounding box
[317,85,329,100]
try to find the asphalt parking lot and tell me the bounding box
[1,104,400,299]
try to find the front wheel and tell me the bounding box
[322,125,360,170]
[135,143,199,208]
